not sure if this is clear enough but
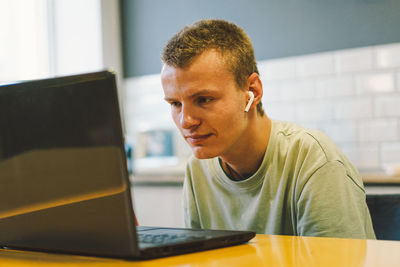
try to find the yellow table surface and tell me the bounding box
[1,234,400,267]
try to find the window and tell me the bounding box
[0,0,104,83]
[0,0,49,82]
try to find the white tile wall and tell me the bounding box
[334,47,373,73]
[381,143,400,164]
[375,44,400,69]
[125,42,400,173]
[280,79,315,101]
[358,119,398,143]
[261,81,281,102]
[258,58,296,80]
[295,54,334,77]
[318,121,358,143]
[341,144,381,171]
[295,101,333,122]
[374,94,400,117]
[315,75,354,98]
[333,98,373,120]
[355,72,395,94]
[265,103,296,122]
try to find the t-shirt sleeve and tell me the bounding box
[296,160,376,239]
[182,164,201,229]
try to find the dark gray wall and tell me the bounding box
[120,0,400,77]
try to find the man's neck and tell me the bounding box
[220,115,271,181]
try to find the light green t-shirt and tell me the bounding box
[183,120,376,239]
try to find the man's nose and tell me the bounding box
[179,104,200,129]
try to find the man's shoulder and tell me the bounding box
[273,120,328,149]
[273,120,326,141]
[271,120,361,185]
[271,120,345,162]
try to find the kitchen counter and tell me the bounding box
[361,172,400,184]
[131,170,400,186]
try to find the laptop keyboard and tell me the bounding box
[138,233,203,245]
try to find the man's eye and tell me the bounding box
[197,97,213,105]
[170,101,181,107]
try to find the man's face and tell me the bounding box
[161,50,250,159]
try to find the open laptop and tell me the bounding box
[0,71,255,259]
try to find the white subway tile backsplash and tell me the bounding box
[315,75,354,98]
[265,103,296,122]
[298,121,319,131]
[355,72,395,94]
[295,101,332,122]
[381,142,400,164]
[279,79,315,101]
[374,94,400,117]
[258,58,297,81]
[319,121,358,143]
[261,81,281,102]
[334,47,373,73]
[341,144,381,171]
[397,72,400,91]
[296,53,335,78]
[358,119,398,142]
[375,43,400,69]
[333,98,372,120]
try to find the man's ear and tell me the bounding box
[246,73,263,108]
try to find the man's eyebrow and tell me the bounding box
[190,89,218,98]
[164,89,217,101]
[164,89,217,102]
[163,97,176,102]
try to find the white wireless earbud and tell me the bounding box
[244,91,254,112]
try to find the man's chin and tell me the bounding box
[191,147,218,159]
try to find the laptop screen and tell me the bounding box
[0,72,122,159]
[0,71,139,257]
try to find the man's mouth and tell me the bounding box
[185,134,212,145]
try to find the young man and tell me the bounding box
[160,19,375,239]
